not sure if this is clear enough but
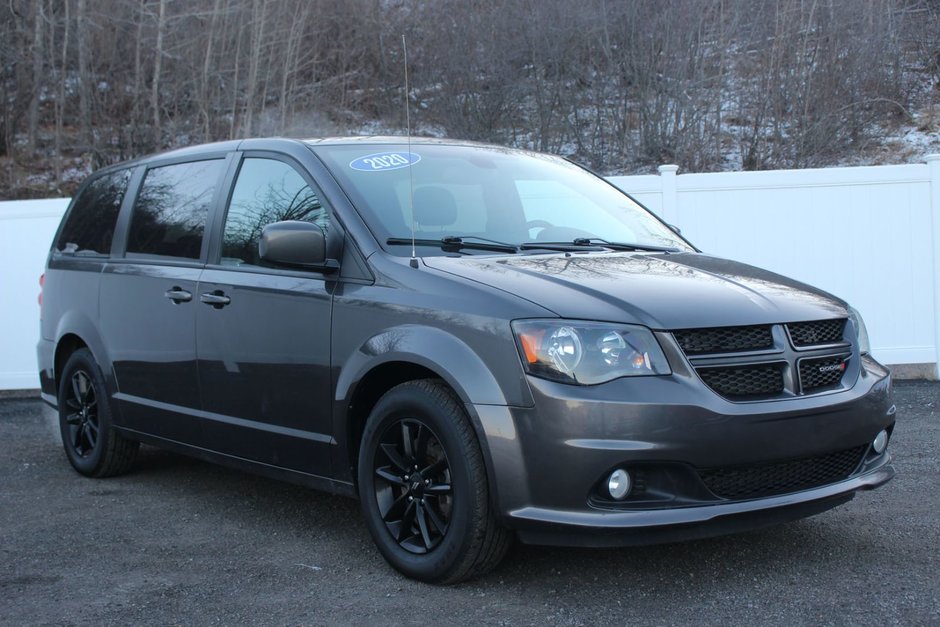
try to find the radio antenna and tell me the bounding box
[403,34,418,268]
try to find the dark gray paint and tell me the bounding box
[100,261,203,438]
[195,267,334,476]
[423,252,848,329]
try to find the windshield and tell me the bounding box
[311,142,693,255]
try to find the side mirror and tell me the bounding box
[667,223,682,235]
[259,221,338,271]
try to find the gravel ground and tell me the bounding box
[1,381,938,626]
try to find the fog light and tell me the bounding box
[607,469,632,500]
[872,429,888,454]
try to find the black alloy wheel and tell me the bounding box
[58,348,139,477]
[358,379,512,584]
[64,369,99,457]
[372,418,453,554]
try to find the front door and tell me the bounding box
[194,155,335,477]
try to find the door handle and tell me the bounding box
[200,291,231,308]
[164,287,192,303]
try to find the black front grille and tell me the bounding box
[799,355,848,392]
[698,445,867,500]
[673,325,774,355]
[697,362,785,399]
[674,319,854,402]
[788,319,846,347]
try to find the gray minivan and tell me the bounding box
[38,137,895,583]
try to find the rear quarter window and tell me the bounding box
[55,169,131,255]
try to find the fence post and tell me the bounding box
[657,164,680,226]
[927,154,940,379]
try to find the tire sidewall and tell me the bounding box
[358,383,480,582]
[58,349,113,476]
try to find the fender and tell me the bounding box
[335,324,534,409]
[51,310,121,414]
[55,310,111,371]
[332,324,533,511]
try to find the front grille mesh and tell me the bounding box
[788,319,846,347]
[697,363,785,399]
[799,356,848,391]
[698,445,867,500]
[674,318,854,401]
[673,325,773,355]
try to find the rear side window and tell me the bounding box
[220,158,330,267]
[55,169,131,255]
[126,159,224,259]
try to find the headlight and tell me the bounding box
[512,320,671,385]
[847,305,871,355]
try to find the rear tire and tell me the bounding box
[357,379,511,584]
[58,348,138,477]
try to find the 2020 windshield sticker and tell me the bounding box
[349,152,421,172]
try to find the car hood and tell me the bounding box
[423,252,848,329]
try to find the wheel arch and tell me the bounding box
[335,325,524,409]
[54,333,89,389]
[334,325,528,507]
[51,311,117,403]
[341,360,440,476]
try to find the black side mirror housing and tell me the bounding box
[259,221,338,271]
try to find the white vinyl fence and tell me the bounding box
[1,198,71,390]
[1,155,939,390]
[609,154,940,378]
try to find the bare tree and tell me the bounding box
[75,0,93,148]
[53,0,71,186]
[151,0,166,142]
[0,0,932,198]
[26,1,44,154]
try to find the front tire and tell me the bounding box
[357,379,511,584]
[58,348,139,477]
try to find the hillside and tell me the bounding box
[1,0,938,199]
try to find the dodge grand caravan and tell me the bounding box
[38,137,895,583]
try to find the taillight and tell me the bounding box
[38,273,44,308]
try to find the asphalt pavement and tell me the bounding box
[1,381,938,625]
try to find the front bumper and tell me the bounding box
[472,355,895,547]
[510,462,893,547]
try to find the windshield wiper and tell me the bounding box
[571,238,680,253]
[387,236,519,254]
[386,236,679,255]
[519,241,608,252]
